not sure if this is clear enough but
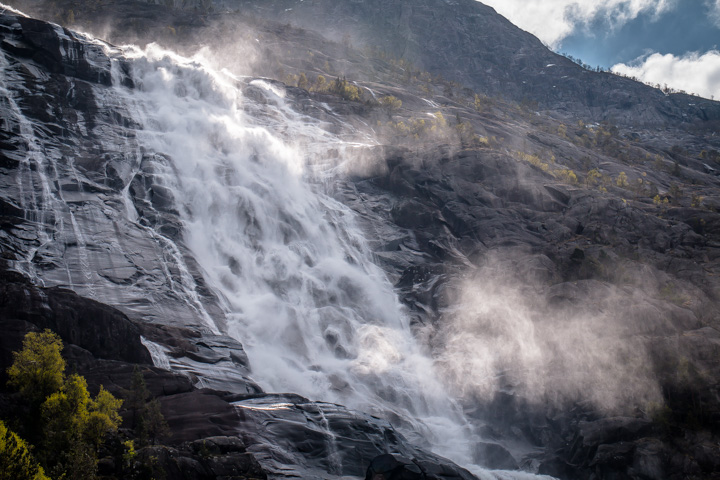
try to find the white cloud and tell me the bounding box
[708,0,720,26]
[480,0,675,48]
[612,50,720,100]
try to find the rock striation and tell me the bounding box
[1,1,720,479]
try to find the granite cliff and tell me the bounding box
[1,1,720,479]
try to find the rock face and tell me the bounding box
[31,0,718,127]
[228,0,720,125]
[1,2,720,480]
[0,9,262,395]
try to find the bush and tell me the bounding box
[379,95,402,111]
[555,169,578,184]
[616,171,629,188]
[329,77,362,101]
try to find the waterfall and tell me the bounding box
[111,41,461,451]
[109,42,458,463]
[35,35,550,478]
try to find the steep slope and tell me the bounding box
[218,0,720,126]
[1,1,720,479]
[0,8,518,480]
[14,0,720,126]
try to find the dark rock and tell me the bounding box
[630,439,665,480]
[232,396,477,480]
[188,436,247,455]
[160,390,243,444]
[578,417,654,447]
[366,454,424,480]
[17,16,112,85]
[0,266,151,365]
[472,442,519,471]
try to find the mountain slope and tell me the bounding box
[1,1,720,479]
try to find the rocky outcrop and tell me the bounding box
[0,263,152,386]
[2,3,720,480]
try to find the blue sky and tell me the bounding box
[480,0,720,99]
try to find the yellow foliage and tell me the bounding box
[474,136,490,146]
[298,72,309,90]
[379,95,402,110]
[0,421,50,480]
[7,330,65,406]
[432,111,446,129]
[312,75,327,92]
[557,124,568,138]
[586,168,602,187]
[473,94,495,113]
[555,169,578,184]
[516,151,550,172]
[616,171,629,188]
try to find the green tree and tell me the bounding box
[126,368,151,428]
[0,421,49,480]
[329,77,362,101]
[141,399,169,446]
[125,369,168,446]
[86,386,123,447]
[473,94,490,112]
[585,168,602,188]
[297,72,309,90]
[312,74,327,92]
[7,330,65,408]
[7,331,123,480]
[41,374,122,478]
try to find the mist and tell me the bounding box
[434,252,664,413]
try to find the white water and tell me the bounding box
[101,43,551,479]
[107,43,464,467]
[1,24,553,475]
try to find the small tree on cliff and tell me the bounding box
[6,330,123,479]
[7,330,65,409]
[126,368,168,446]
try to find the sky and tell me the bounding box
[479,0,720,100]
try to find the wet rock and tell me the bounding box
[366,454,424,480]
[232,396,477,480]
[134,444,267,480]
[472,442,518,471]
[0,265,151,365]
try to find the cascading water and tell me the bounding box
[112,41,466,456]
[102,43,552,479]
[0,9,550,474]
